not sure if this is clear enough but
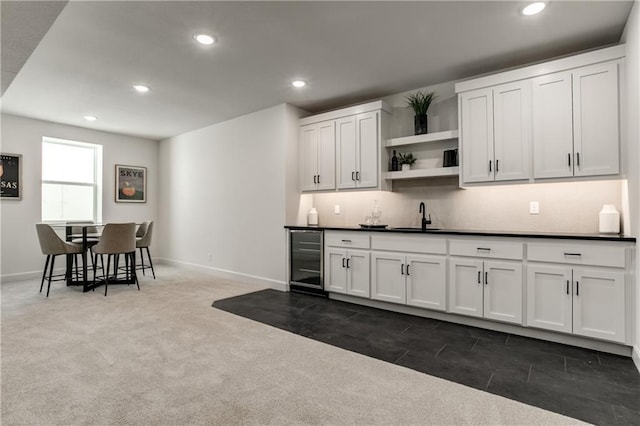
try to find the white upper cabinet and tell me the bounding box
[337,111,379,189]
[532,71,574,178]
[533,61,620,179]
[460,81,531,184]
[300,120,335,191]
[572,62,620,177]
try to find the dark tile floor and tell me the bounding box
[213,289,640,425]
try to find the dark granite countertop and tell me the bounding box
[284,225,636,242]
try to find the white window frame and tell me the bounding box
[41,137,103,224]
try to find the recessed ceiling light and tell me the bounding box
[292,80,306,88]
[522,1,546,16]
[132,84,150,93]
[83,115,97,122]
[194,33,216,45]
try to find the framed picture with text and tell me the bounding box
[115,164,146,203]
[1,153,22,200]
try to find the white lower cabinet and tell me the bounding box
[448,258,523,324]
[325,248,370,297]
[371,251,446,310]
[527,264,626,343]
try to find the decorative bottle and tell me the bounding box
[598,204,620,234]
[391,150,398,171]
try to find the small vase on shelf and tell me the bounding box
[401,164,411,172]
[414,114,428,135]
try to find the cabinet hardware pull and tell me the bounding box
[496,159,499,172]
[401,264,404,275]
[576,281,579,296]
[342,258,346,268]
[341,239,352,243]
[564,252,581,256]
[566,280,570,295]
[346,258,350,268]
[407,264,410,276]
[317,175,320,184]
[352,171,355,181]
[477,247,491,251]
[356,171,360,181]
[477,271,481,284]
[313,175,317,184]
[568,153,571,167]
[489,160,492,172]
[485,271,488,285]
[577,152,580,167]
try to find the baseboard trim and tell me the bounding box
[157,257,287,291]
[2,270,46,283]
[331,293,633,357]
[633,346,640,374]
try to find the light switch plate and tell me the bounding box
[334,205,341,214]
[530,201,540,214]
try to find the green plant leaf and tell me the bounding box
[406,90,437,115]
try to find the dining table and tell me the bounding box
[53,223,138,292]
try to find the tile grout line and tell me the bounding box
[564,357,567,373]
[393,349,409,364]
[471,338,479,352]
[485,372,495,390]
[505,334,510,345]
[400,324,412,334]
[434,344,447,358]
[597,353,602,365]
[527,364,533,383]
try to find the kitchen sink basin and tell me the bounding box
[391,227,441,232]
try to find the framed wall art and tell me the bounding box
[0,153,22,200]
[115,164,146,203]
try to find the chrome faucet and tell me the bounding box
[419,202,431,231]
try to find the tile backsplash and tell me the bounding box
[309,179,624,234]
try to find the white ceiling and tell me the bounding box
[0,1,634,140]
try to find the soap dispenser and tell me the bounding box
[307,208,318,226]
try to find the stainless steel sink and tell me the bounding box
[391,227,441,231]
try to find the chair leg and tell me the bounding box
[145,247,156,279]
[74,254,80,281]
[40,255,50,293]
[138,247,145,276]
[104,255,111,296]
[46,255,56,297]
[92,252,98,291]
[132,252,140,290]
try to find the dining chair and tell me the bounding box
[35,224,83,297]
[69,222,101,270]
[92,223,138,296]
[136,221,155,279]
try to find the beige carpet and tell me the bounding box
[1,265,583,425]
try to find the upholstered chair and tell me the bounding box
[35,224,83,297]
[136,221,155,279]
[92,223,138,296]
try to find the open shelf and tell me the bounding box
[383,166,459,180]
[386,129,459,148]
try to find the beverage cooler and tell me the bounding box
[289,230,324,294]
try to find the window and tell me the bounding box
[42,137,102,222]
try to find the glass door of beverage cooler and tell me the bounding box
[289,230,323,289]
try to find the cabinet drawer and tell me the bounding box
[371,234,446,254]
[527,243,625,268]
[325,231,370,249]
[449,239,523,260]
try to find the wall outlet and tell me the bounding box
[334,205,341,214]
[529,201,540,215]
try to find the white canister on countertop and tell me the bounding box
[599,204,620,234]
[307,208,318,226]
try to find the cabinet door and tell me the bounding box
[493,80,531,182]
[532,71,574,178]
[300,124,319,191]
[526,264,572,333]
[461,88,494,183]
[325,248,347,294]
[406,254,446,311]
[317,121,336,190]
[355,111,379,188]
[336,116,357,189]
[572,268,625,343]
[483,260,523,324]
[572,62,620,177]
[448,258,483,318]
[347,250,370,298]
[371,251,406,304]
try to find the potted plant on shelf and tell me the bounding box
[406,90,437,135]
[398,152,416,171]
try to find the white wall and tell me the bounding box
[0,114,159,280]
[621,1,640,367]
[157,104,300,287]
